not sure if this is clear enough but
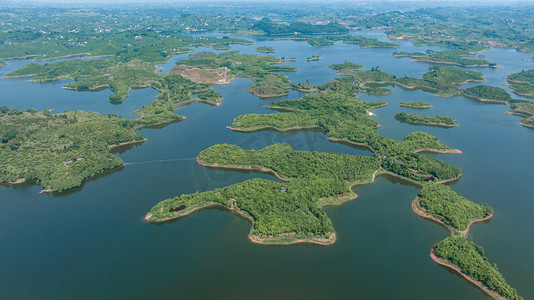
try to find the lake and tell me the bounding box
[1,30,533,299]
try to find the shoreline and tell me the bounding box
[196,158,290,182]
[430,249,506,300]
[326,137,375,152]
[414,148,463,154]
[462,94,508,104]
[146,200,338,246]
[395,116,459,128]
[248,232,336,246]
[230,124,319,132]
[399,104,432,109]
[518,121,534,128]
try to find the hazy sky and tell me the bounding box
[4,0,528,3]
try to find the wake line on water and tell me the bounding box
[123,157,196,166]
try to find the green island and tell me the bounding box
[175,51,297,98]
[0,75,220,192]
[413,184,493,235]
[283,34,399,48]
[0,59,5,67]
[506,69,534,98]
[433,236,522,300]
[329,62,365,76]
[255,46,277,53]
[399,101,432,109]
[393,50,496,68]
[326,35,399,48]
[410,173,520,300]
[306,55,323,62]
[337,65,484,97]
[305,36,334,47]
[252,18,347,35]
[146,143,382,244]
[461,85,534,128]
[2,33,248,103]
[463,85,514,103]
[395,112,458,127]
[291,82,318,93]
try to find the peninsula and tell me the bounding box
[506,69,534,98]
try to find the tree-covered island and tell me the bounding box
[399,101,432,108]
[393,49,497,68]
[395,112,459,127]
[254,46,277,53]
[329,62,365,76]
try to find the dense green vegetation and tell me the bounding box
[0,26,251,61]
[231,92,462,183]
[291,82,317,93]
[349,66,484,97]
[306,55,323,62]
[329,62,365,76]
[325,35,399,48]
[197,91,223,103]
[393,50,495,67]
[416,185,492,233]
[508,102,534,127]
[463,85,513,103]
[317,76,392,96]
[0,60,6,67]
[252,18,347,35]
[255,46,277,53]
[355,7,534,52]
[4,58,161,102]
[148,143,384,240]
[507,69,534,98]
[0,74,224,191]
[148,140,402,241]
[395,112,458,127]
[285,34,398,48]
[399,101,431,108]
[0,107,143,191]
[148,177,343,242]
[434,236,522,300]
[177,51,297,98]
[305,37,334,47]
[198,143,381,184]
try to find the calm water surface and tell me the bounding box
[0,31,533,299]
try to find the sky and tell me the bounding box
[3,0,529,3]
